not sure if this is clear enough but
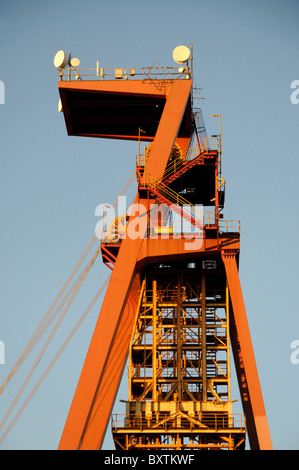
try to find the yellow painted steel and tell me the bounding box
[112,269,246,450]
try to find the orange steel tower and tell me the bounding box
[55,46,272,450]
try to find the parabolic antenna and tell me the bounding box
[172,45,190,64]
[70,57,80,68]
[53,50,70,69]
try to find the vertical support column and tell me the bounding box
[222,250,272,450]
[152,279,158,402]
[177,272,183,401]
[226,284,231,403]
[215,155,219,227]
[129,278,146,402]
[201,271,207,401]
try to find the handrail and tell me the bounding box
[100,150,240,245]
[58,64,191,82]
[219,219,240,233]
[136,138,220,185]
[100,215,240,243]
[111,412,246,432]
[145,176,203,227]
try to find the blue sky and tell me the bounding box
[0,0,299,450]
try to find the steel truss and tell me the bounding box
[112,264,246,450]
[56,60,272,450]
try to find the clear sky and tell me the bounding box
[0,0,298,450]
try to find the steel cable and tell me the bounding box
[0,275,110,446]
[0,170,135,444]
[0,235,97,396]
[0,170,135,395]
[0,247,102,437]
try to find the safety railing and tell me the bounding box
[99,214,239,243]
[149,177,195,207]
[58,65,191,82]
[185,137,219,159]
[136,138,220,178]
[99,219,240,244]
[136,155,146,167]
[112,412,246,432]
[147,179,204,231]
[219,219,240,234]
[148,220,203,239]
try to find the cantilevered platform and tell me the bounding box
[58,80,192,141]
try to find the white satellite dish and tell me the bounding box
[172,45,191,64]
[53,50,70,69]
[70,57,80,68]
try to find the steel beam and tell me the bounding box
[58,79,192,450]
[222,250,272,450]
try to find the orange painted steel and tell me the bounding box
[222,251,272,450]
[58,250,141,450]
[67,276,140,450]
[58,79,191,142]
[58,79,169,96]
[57,69,272,450]
[58,79,192,450]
